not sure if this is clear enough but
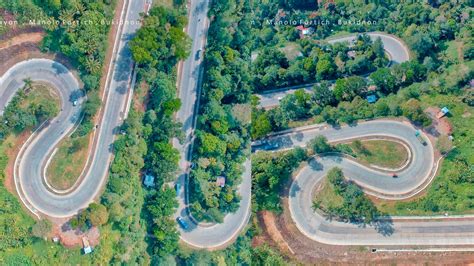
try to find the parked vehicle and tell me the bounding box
[176,217,189,230]
[391,173,398,178]
[415,130,427,145]
[175,182,181,194]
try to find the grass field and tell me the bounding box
[312,177,344,211]
[20,83,60,117]
[347,140,409,169]
[46,134,89,190]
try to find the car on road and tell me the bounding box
[391,173,398,178]
[177,217,189,230]
[175,182,181,194]
[195,49,202,60]
[73,100,78,106]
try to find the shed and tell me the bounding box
[436,107,449,118]
[144,174,155,187]
[366,95,377,103]
[216,176,226,188]
[82,237,92,255]
[296,25,313,38]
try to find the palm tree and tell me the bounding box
[84,56,101,75]
[23,78,33,93]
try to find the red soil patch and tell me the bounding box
[49,217,100,248]
[3,131,30,195]
[425,107,453,136]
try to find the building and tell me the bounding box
[82,237,92,255]
[216,176,226,188]
[436,107,449,119]
[144,174,155,187]
[296,25,313,38]
[366,95,377,103]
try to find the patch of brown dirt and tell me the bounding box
[425,107,453,136]
[256,199,474,264]
[0,29,44,49]
[259,211,295,255]
[3,131,30,195]
[49,217,100,248]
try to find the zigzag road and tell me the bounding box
[174,0,251,249]
[1,0,146,218]
[253,120,474,246]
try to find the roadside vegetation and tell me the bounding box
[46,135,89,190]
[250,0,473,220]
[312,167,381,225]
[187,0,252,223]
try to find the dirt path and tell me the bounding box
[0,32,44,49]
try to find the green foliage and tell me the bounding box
[252,148,308,212]
[401,99,432,127]
[188,0,252,222]
[101,109,149,264]
[315,168,380,225]
[308,135,332,154]
[146,187,180,258]
[31,220,52,239]
[130,6,190,67]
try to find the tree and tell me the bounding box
[316,57,336,80]
[408,32,435,59]
[87,203,109,226]
[333,76,367,102]
[401,99,431,127]
[31,219,52,240]
[251,111,272,139]
[312,81,336,106]
[369,68,397,94]
[23,78,33,92]
[197,132,227,157]
[308,135,332,154]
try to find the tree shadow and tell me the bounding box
[373,216,395,236]
[289,180,301,198]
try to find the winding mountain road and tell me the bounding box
[173,0,251,249]
[1,0,146,218]
[253,120,474,246]
[257,32,411,109]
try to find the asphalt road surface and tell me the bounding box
[254,120,474,246]
[1,0,146,217]
[174,0,251,249]
[257,32,410,109]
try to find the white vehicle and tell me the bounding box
[73,100,78,106]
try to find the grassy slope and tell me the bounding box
[348,140,408,169]
[46,135,89,190]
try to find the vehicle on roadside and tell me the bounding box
[73,100,78,106]
[177,217,189,230]
[175,182,181,194]
[415,130,427,145]
[391,173,398,178]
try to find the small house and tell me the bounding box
[82,237,92,255]
[366,95,377,104]
[296,25,313,38]
[347,50,356,59]
[144,174,155,187]
[216,176,226,188]
[368,85,377,92]
[436,107,449,119]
